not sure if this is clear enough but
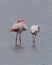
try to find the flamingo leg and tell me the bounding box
[15,33,18,46]
[19,33,22,47]
[32,34,36,47]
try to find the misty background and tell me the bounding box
[0,0,52,65]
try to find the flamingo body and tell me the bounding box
[9,18,27,46]
[10,22,27,33]
[31,25,40,34]
[30,25,40,47]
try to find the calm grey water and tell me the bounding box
[0,0,52,65]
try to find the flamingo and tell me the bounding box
[9,18,27,47]
[30,25,40,47]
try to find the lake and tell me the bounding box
[0,0,52,65]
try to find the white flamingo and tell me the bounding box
[30,25,40,47]
[9,18,27,47]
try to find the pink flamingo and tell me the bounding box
[9,18,27,47]
[30,25,40,47]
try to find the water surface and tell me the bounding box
[0,0,52,65]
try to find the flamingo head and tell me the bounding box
[38,26,40,32]
[17,18,25,23]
